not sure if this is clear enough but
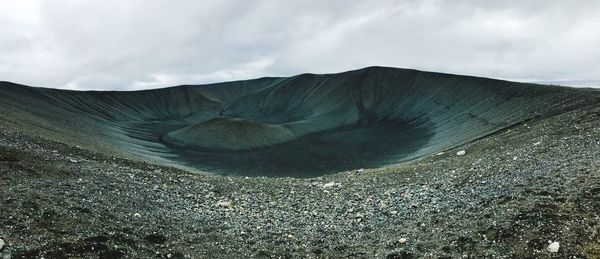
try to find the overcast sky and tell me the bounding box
[1,0,599,90]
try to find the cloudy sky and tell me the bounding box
[1,0,599,90]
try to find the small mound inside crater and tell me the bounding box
[162,117,296,151]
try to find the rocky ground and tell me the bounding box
[1,101,600,258]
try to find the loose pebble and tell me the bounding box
[322,182,336,188]
[398,238,407,244]
[547,241,560,253]
[456,150,466,156]
[0,238,4,250]
[217,200,233,208]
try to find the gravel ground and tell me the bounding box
[1,101,600,258]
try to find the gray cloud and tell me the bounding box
[1,0,599,90]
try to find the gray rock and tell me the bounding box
[217,200,232,209]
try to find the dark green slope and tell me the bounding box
[1,67,597,177]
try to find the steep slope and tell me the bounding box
[0,67,597,177]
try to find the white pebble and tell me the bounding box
[398,238,407,244]
[133,213,141,217]
[547,241,560,253]
[0,238,4,250]
[456,150,466,156]
[322,182,336,188]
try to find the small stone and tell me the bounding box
[547,241,560,253]
[456,150,466,156]
[69,158,79,163]
[133,213,141,217]
[322,182,336,188]
[2,249,11,259]
[217,200,232,209]
[398,238,407,244]
[167,253,173,258]
[0,238,5,250]
[391,210,398,215]
[356,168,364,172]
